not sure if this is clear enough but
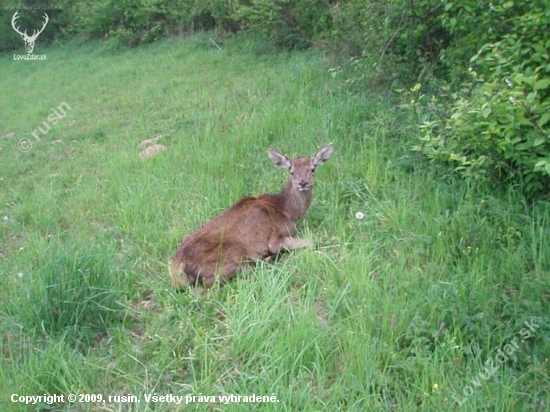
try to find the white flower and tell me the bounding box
[504,78,513,88]
[355,211,365,220]
[18,272,23,278]
[3,216,8,221]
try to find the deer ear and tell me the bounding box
[268,148,291,169]
[313,143,334,166]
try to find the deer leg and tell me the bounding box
[169,261,189,290]
[269,236,310,254]
[282,237,310,249]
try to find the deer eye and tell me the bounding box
[290,171,294,176]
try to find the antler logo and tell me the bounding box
[11,11,49,54]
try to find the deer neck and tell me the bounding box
[276,180,312,222]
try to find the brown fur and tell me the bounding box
[169,143,333,288]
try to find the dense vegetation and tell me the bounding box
[2,0,548,196]
[1,1,549,411]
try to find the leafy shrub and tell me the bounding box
[407,1,550,196]
[74,0,187,46]
[326,0,457,89]
[233,0,334,49]
[0,0,238,50]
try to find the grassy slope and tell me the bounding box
[0,36,549,411]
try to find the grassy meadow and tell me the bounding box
[1,36,549,411]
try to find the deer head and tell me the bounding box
[11,11,49,54]
[268,143,334,192]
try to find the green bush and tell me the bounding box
[74,0,190,46]
[408,0,550,196]
[0,0,237,50]
[326,0,452,88]
[233,0,334,49]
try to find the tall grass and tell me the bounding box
[0,36,548,411]
[4,237,123,348]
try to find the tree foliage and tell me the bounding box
[407,0,550,196]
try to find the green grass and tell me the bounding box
[1,36,549,411]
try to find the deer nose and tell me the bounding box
[298,180,308,189]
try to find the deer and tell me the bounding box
[11,11,49,54]
[169,143,334,289]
